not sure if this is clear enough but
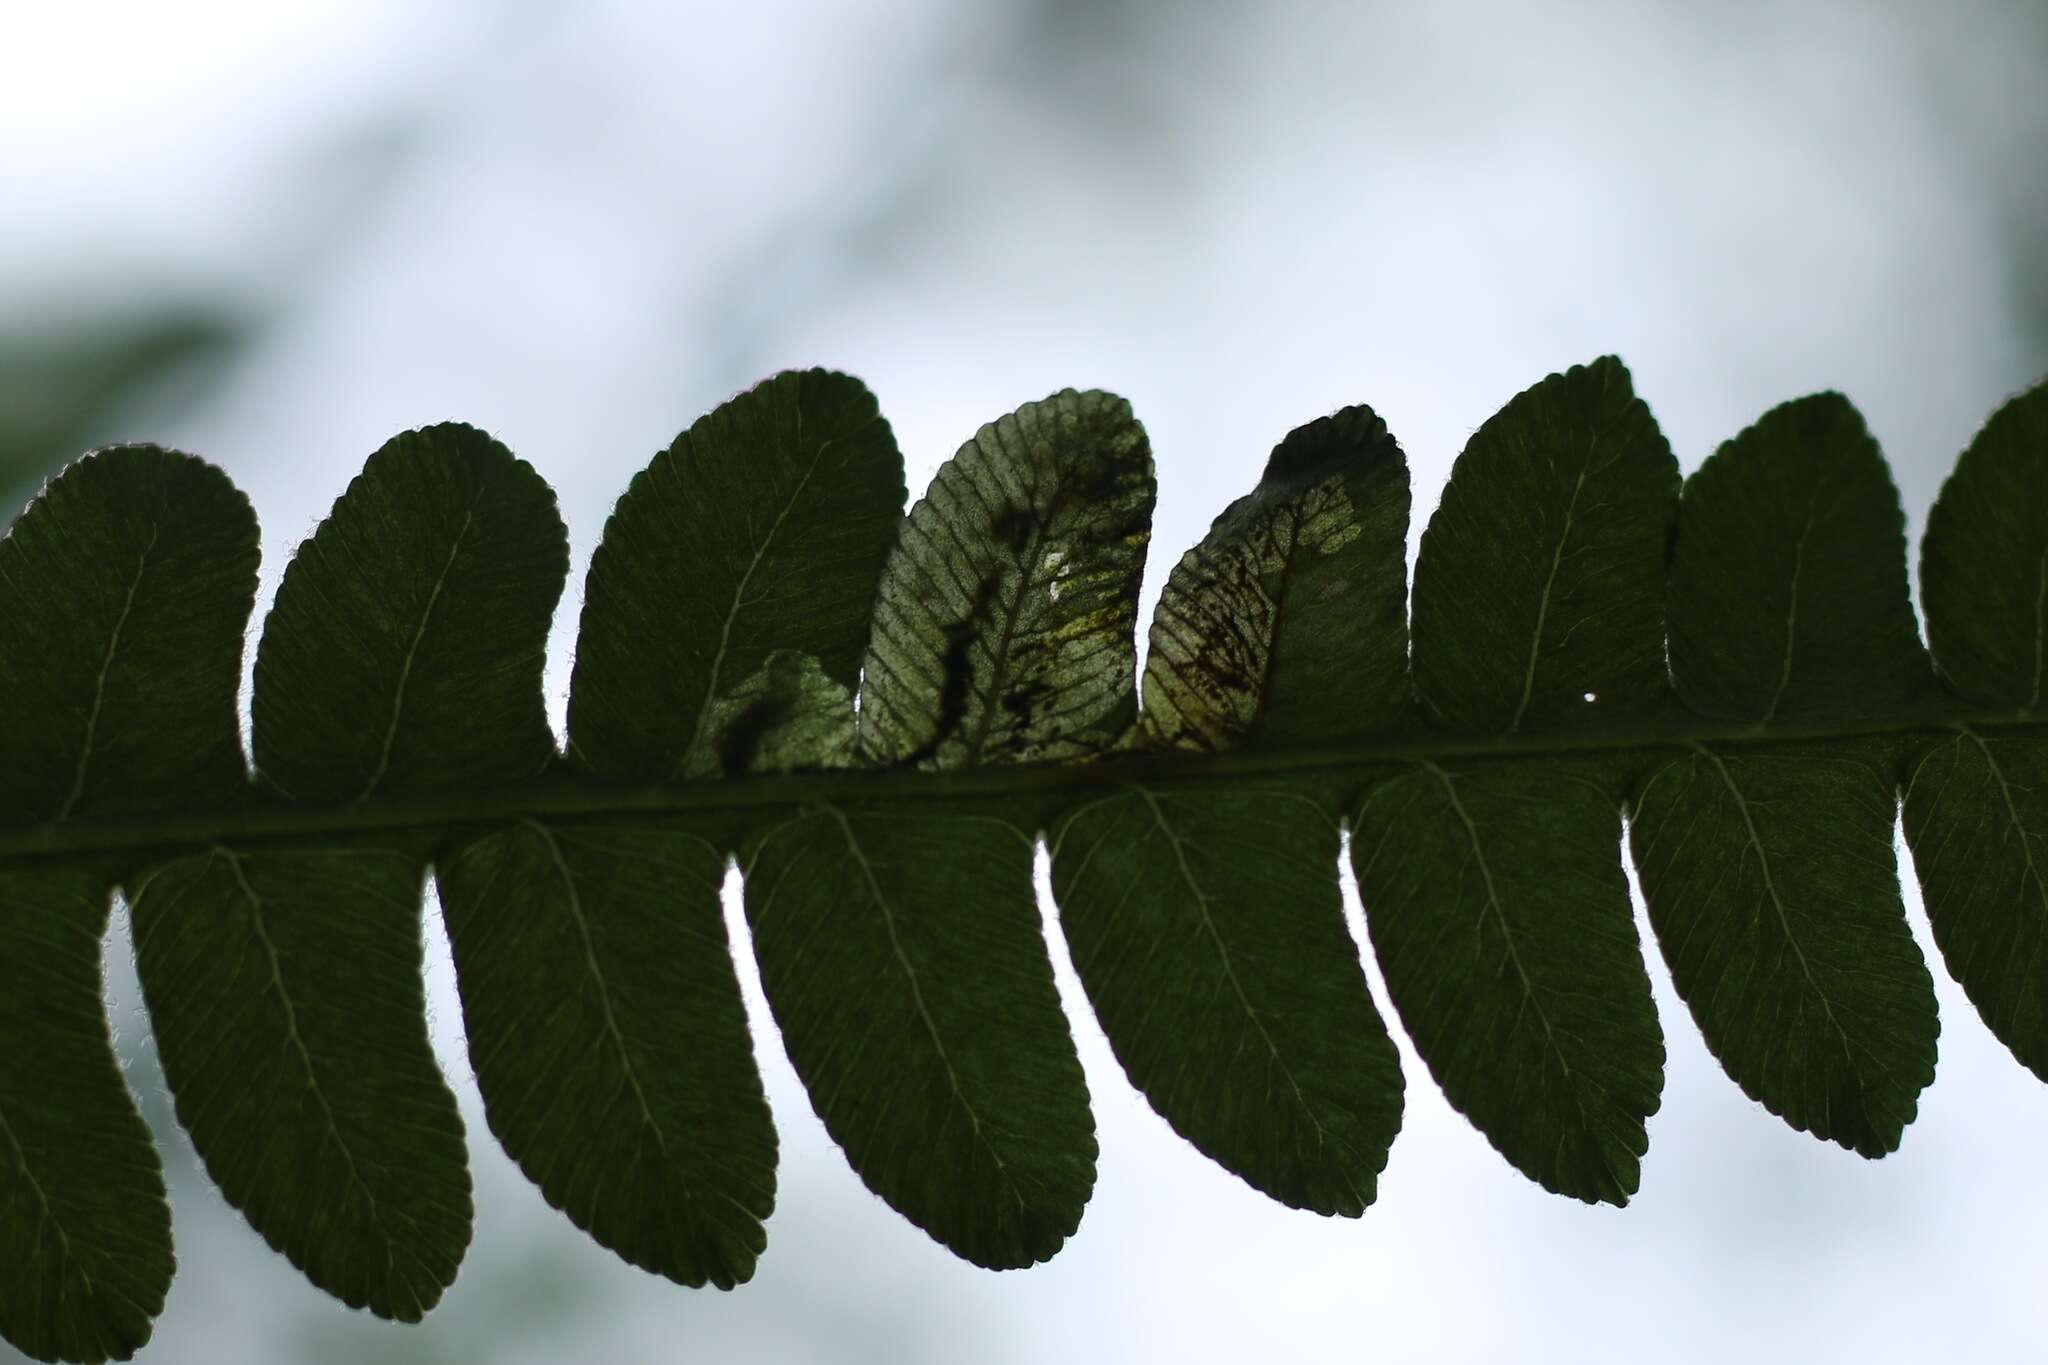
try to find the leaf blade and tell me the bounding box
[1902,730,2048,1081]
[437,820,777,1287]
[0,870,172,1365]
[1351,761,1663,1203]
[1140,405,1410,751]
[1050,784,1402,1214]
[859,390,1155,767]
[252,423,567,801]
[1411,356,1677,732]
[568,370,905,780]
[1666,392,1928,722]
[0,445,256,823]
[743,804,1094,1266]
[1632,742,1937,1154]
[129,847,470,1319]
[1920,378,2048,709]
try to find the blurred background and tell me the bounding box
[5,1,2048,1361]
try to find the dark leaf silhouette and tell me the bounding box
[1354,758,1661,1204]
[744,801,1092,1269]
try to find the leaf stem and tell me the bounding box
[6,703,2041,863]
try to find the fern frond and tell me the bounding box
[2,361,2045,1364]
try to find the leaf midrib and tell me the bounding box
[1762,503,1816,725]
[1244,503,1298,738]
[1941,726,2048,924]
[1511,465,1587,733]
[0,1102,88,1292]
[9,704,2045,863]
[1953,727,2048,1024]
[60,519,160,821]
[0,1100,153,1330]
[959,503,1053,766]
[359,509,473,802]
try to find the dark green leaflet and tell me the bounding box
[130,846,468,1320]
[1663,394,1929,722]
[1905,380,2048,1082]
[3,362,2048,1364]
[1903,730,2048,1081]
[1920,378,2048,711]
[437,821,775,1288]
[0,868,169,1365]
[0,446,252,1364]
[1411,356,1678,732]
[568,369,905,781]
[1632,741,1935,1154]
[252,423,566,802]
[1051,784,1401,1215]
[1353,761,1662,1204]
[743,803,1094,1268]
[0,446,254,824]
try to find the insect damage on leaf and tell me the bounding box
[858,387,1155,768]
[687,650,855,779]
[1140,404,1408,752]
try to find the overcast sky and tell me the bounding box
[5,3,2048,1362]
